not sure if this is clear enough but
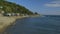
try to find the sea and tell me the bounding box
[5,15,60,34]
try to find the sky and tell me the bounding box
[7,0,60,15]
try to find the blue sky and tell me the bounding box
[7,0,60,15]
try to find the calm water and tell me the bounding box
[6,15,60,34]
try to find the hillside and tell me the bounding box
[0,0,33,15]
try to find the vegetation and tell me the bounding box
[0,0,34,15]
[34,12,38,15]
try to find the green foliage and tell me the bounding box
[0,0,33,15]
[0,0,5,1]
[34,12,38,14]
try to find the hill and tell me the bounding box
[0,0,33,15]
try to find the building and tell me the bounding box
[4,13,11,16]
[0,10,5,16]
[11,13,16,16]
[16,13,20,16]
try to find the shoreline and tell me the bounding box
[0,16,27,34]
[0,15,40,34]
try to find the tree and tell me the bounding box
[34,12,38,14]
[0,0,6,1]
[0,0,33,15]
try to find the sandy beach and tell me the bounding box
[0,16,27,34]
[0,14,39,34]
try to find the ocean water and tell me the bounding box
[5,15,60,34]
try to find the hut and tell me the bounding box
[16,13,20,16]
[4,13,11,16]
[11,13,16,16]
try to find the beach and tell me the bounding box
[0,16,27,34]
[0,14,40,34]
[5,15,60,34]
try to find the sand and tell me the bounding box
[0,16,27,34]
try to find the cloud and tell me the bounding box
[45,0,60,7]
[45,3,60,7]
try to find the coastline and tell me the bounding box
[0,16,27,34]
[0,15,40,34]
